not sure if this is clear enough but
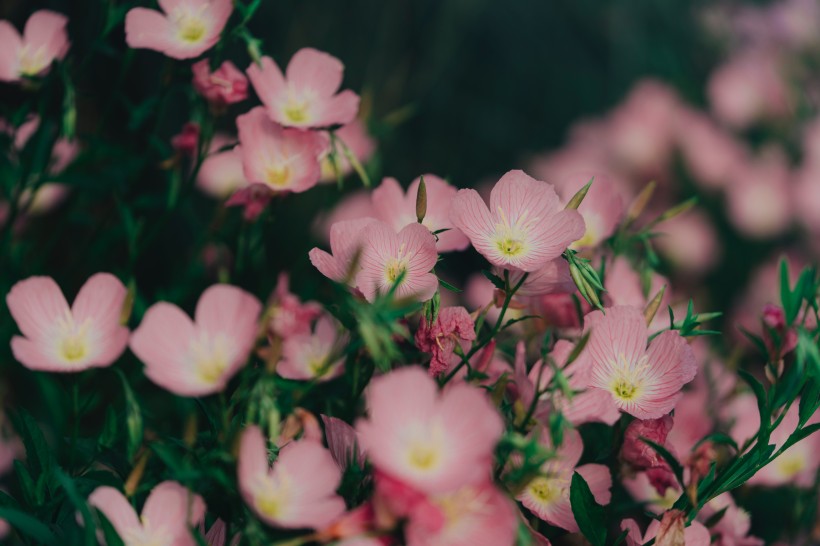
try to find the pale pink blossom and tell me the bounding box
[267,273,322,338]
[238,425,345,529]
[404,484,518,546]
[622,471,682,515]
[313,191,376,242]
[603,257,669,320]
[320,120,376,182]
[503,258,575,298]
[450,170,585,272]
[196,134,246,199]
[247,49,360,129]
[583,305,697,420]
[708,51,790,129]
[356,221,439,302]
[192,59,248,105]
[654,210,720,276]
[621,513,710,546]
[87,481,205,546]
[674,108,748,190]
[372,175,469,252]
[309,218,377,284]
[415,306,476,377]
[517,427,611,532]
[7,273,129,372]
[125,0,232,60]
[0,10,69,82]
[557,172,624,250]
[130,284,261,397]
[621,415,679,494]
[356,367,503,495]
[698,493,764,546]
[725,148,792,239]
[278,314,347,381]
[234,106,326,194]
[666,389,715,460]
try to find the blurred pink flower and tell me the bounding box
[654,210,720,276]
[356,366,503,494]
[604,256,668,311]
[87,481,205,546]
[372,175,469,252]
[708,51,790,129]
[196,134,246,199]
[0,10,69,82]
[558,172,624,250]
[517,427,611,532]
[267,273,322,338]
[404,484,518,546]
[356,221,439,302]
[130,284,261,396]
[313,191,376,242]
[450,170,584,272]
[584,306,697,419]
[622,471,682,514]
[698,493,764,546]
[504,258,575,297]
[171,122,200,157]
[125,0,232,60]
[415,306,476,377]
[234,106,326,194]
[7,273,129,372]
[202,518,240,546]
[247,49,360,129]
[309,218,376,284]
[319,120,377,182]
[725,147,792,239]
[621,512,710,546]
[621,415,679,494]
[238,425,346,529]
[674,108,748,190]
[278,314,347,381]
[192,59,248,105]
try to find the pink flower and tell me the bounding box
[238,425,346,529]
[129,284,261,397]
[267,273,322,338]
[517,427,611,532]
[503,258,575,297]
[583,306,697,420]
[725,147,792,239]
[654,210,720,276]
[404,484,518,546]
[309,218,377,284]
[761,304,797,358]
[247,49,360,129]
[87,481,206,546]
[450,170,584,272]
[196,134,246,199]
[201,519,240,546]
[0,10,69,82]
[277,314,347,381]
[7,273,129,372]
[356,367,503,494]
[697,494,764,546]
[372,175,469,252]
[125,0,232,60]
[356,221,439,302]
[415,306,476,377]
[320,120,376,182]
[621,512,710,546]
[621,416,679,494]
[234,106,326,194]
[192,59,248,105]
[674,108,748,190]
[558,172,624,250]
[621,471,682,515]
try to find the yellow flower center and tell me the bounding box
[612,378,639,400]
[18,45,49,77]
[385,258,408,284]
[61,335,88,362]
[265,165,291,188]
[607,353,649,403]
[56,313,91,365]
[777,453,806,478]
[491,206,538,261]
[408,443,440,470]
[177,16,207,43]
[284,101,309,124]
[571,226,597,250]
[256,494,282,518]
[528,476,561,504]
[191,335,230,385]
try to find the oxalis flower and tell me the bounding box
[517,426,611,532]
[7,273,129,372]
[356,221,439,303]
[125,0,232,60]
[0,10,70,83]
[87,481,205,546]
[450,169,585,272]
[356,367,503,495]
[238,425,346,529]
[130,284,261,397]
[247,48,360,129]
[583,305,697,420]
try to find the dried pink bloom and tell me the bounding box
[415,306,476,377]
[192,59,248,106]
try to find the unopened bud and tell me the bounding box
[653,196,698,226]
[626,181,657,225]
[565,177,594,210]
[416,176,427,223]
[644,285,667,325]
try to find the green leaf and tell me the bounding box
[0,507,60,545]
[703,506,728,528]
[640,437,684,487]
[14,460,38,507]
[739,369,770,445]
[569,472,607,546]
[438,278,462,293]
[694,432,738,452]
[55,469,96,546]
[780,259,797,324]
[799,377,820,427]
[114,370,143,460]
[482,270,506,290]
